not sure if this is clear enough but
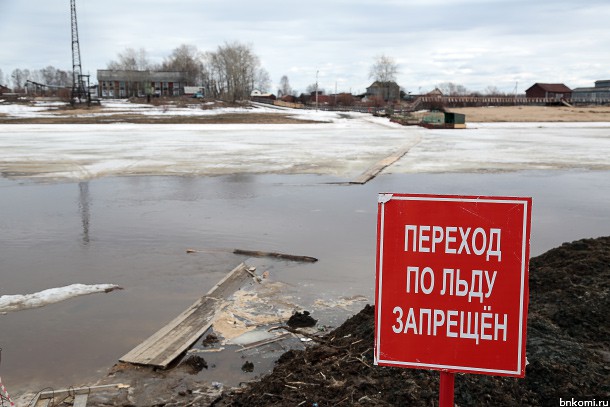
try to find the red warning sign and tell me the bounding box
[374,193,532,377]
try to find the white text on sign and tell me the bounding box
[391,306,508,345]
[406,266,498,303]
[404,225,502,262]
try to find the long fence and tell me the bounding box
[251,95,608,113]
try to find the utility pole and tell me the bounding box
[70,0,89,105]
[335,81,337,106]
[315,70,319,111]
[513,81,518,105]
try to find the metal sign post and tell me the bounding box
[439,371,455,407]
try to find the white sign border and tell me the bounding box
[375,194,530,376]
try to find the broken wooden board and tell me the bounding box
[120,262,252,368]
[31,384,127,407]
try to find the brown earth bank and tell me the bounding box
[1,99,610,124]
[210,236,609,407]
[0,112,319,125]
[450,105,610,122]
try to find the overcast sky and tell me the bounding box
[1,0,608,94]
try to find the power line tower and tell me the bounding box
[70,0,90,105]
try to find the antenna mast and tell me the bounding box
[70,0,89,104]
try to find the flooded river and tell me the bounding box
[1,170,609,394]
[0,117,609,396]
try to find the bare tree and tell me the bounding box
[305,83,324,94]
[279,75,291,97]
[11,69,24,90]
[437,82,469,96]
[256,68,271,93]
[55,69,71,87]
[484,85,505,96]
[369,54,399,83]
[202,51,225,98]
[40,66,58,86]
[107,47,152,71]
[202,42,267,102]
[162,44,203,85]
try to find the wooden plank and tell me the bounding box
[73,394,88,407]
[119,262,251,368]
[38,384,125,399]
[34,398,50,407]
[235,332,292,352]
[351,138,421,184]
[233,249,318,263]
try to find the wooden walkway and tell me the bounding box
[351,137,422,184]
[120,263,251,368]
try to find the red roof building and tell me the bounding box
[525,83,572,99]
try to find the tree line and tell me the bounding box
[105,42,270,102]
[0,66,72,91]
[1,41,270,102]
[1,51,514,100]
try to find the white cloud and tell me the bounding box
[0,0,608,93]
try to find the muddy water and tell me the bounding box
[1,170,609,394]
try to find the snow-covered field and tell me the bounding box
[0,102,608,181]
[0,106,608,314]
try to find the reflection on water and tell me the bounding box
[0,170,608,394]
[78,182,90,245]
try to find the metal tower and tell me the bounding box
[70,0,89,104]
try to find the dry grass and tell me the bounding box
[450,105,610,122]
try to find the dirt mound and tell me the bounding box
[214,237,610,406]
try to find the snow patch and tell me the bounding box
[0,283,122,313]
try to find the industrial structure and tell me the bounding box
[571,80,610,103]
[70,0,91,104]
[97,70,187,98]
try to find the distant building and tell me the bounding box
[421,111,466,129]
[427,88,444,97]
[366,81,401,102]
[0,84,10,95]
[280,95,297,103]
[297,91,332,106]
[333,92,357,106]
[525,83,572,100]
[184,86,205,96]
[250,89,276,101]
[97,70,187,98]
[571,80,610,103]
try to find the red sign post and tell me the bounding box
[374,193,532,404]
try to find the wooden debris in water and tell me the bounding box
[233,249,318,263]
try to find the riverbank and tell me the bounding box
[1,98,610,124]
[213,236,610,406]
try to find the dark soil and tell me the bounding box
[213,236,610,406]
[287,311,318,328]
[181,355,208,374]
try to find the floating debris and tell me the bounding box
[241,361,255,373]
[287,310,317,328]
